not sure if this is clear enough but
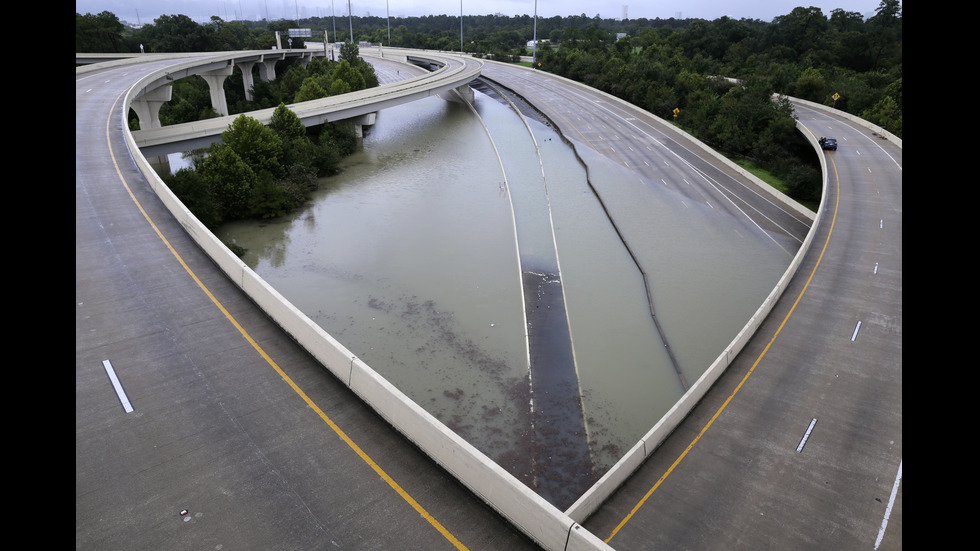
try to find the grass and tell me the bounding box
[734,157,819,212]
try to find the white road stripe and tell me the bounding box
[102,360,134,413]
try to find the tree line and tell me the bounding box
[78,2,901,211]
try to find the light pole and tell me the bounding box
[460,1,463,52]
[532,0,538,63]
[348,0,353,43]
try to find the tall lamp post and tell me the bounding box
[532,0,538,63]
[348,0,354,43]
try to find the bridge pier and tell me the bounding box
[293,51,315,68]
[235,56,282,101]
[199,65,235,116]
[348,112,377,138]
[455,83,475,105]
[131,57,285,127]
[130,84,172,130]
[440,83,475,106]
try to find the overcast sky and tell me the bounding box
[77,1,887,25]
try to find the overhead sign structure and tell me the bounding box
[288,28,312,37]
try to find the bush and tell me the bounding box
[163,167,223,228]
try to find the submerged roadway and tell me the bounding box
[457,59,902,550]
[77,50,901,550]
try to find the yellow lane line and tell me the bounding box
[103,91,468,551]
[606,153,841,543]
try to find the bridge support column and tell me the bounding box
[233,56,282,102]
[348,112,377,138]
[199,65,234,117]
[131,85,173,130]
[455,83,475,105]
[295,51,313,68]
[257,59,278,82]
[440,84,475,106]
[236,62,257,101]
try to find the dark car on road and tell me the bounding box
[819,137,838,151]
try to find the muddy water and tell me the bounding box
[213,88,790,508]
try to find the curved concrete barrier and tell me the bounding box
[107,55,612,551]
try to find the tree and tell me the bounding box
[208,16,251,50]
[768,7,829,60]
[279,65,310,101]
[138,14,216,52]
[328,79,352,96]
[159,77,220,126]
[197,143,256,220]
[339,41,361,65]
[90,6,898,213]
[270,103,307,142]
[861,77,902,137]
[828,8,866,34]
[76,11,126,53]
[269,103,336,174]
[337,41,379,89]
[861,95,901,137]
[248,171,294,219]
[294,78,330,102]
[331,59,366,93]
[220,114,284,179]
[866,0,903,70]
[794,67,826,103]
[163,167,222,228]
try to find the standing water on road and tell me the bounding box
[215,87,790,509]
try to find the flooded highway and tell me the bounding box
[212,78,793,509]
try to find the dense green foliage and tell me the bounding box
[157,44,372,226]
[81,2,900,209]
[163,103,356,227]
[528,2,900,204]
[138,38,373,226]
[76,11,128,52]
[76,12,301,53]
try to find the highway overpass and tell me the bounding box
[77,49,483,156]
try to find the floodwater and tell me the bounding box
[211,86,792,509]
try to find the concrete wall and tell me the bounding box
[116,59,612,551]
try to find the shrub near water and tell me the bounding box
[164,103,356,227]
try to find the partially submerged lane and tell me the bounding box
[470,80,595,510]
